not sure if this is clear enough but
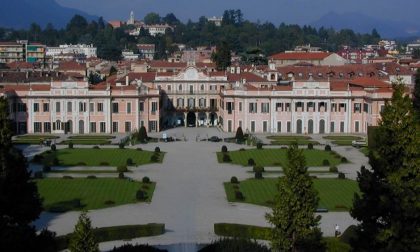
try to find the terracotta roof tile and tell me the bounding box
[269,52,332,60]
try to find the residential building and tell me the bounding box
[207,16,223,26]
[269,51,347,67]
[0,41,25,63]
[137,44,155,60]
[46,44,97,59]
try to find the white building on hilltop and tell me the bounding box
[46,44,97,59]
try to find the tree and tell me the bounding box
[69,211,99,252]
[162,13,179,25]
[212,41,231,71]
[266,144,324,252]
[412,48,420,59]
[144,12,161,25]
[0,97,56,251]
[414,69,420,120]
[350,81,420,251]
[235,126,244,142]
[88,71,102,84]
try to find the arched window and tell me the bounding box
[178,84,182,91]
[200,84,204,91]
[56,120,61,130]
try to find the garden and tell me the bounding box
[224,178,359,211]
[266,135,319,145]
[59,135,115,145]
[12,134,59,144]
[36,177,155,212]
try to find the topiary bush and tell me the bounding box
[126,158,134,165]
[341,157,348,163]
[325,144,331,151]
[154,147,160,153]
[308,143,314,149]
[221,145,228,153]
[118,172,125,179]
[338,172,346,179]
[136,147,142,151]
[222,154,231,162]
[119,142,125,149]
[117,165,128,173]
[322,159,330,166]
[51,144,56,151]
[247,158,255,166]
[138,126,148,143]
[136,190,147,201]
[93,145,100,149]
[255,171,263,179]
[329,166,338,173]
[253,165,265,173]
[256,142,263,149]
[142,176,151,184]
[68,142,73,149]
[104,200,115,205]
[150,153,159,162]
[230,176,239,184]
[235,127,244,143]
[235,191,245,200]
[87,175,97,179]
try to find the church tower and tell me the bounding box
[128,11,135,25]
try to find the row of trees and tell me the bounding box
[0,10,382,63]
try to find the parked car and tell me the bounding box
[209,136,221,142]
[352,139,367,148]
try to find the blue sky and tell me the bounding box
[56,0,420,24]
[56,0,419,25]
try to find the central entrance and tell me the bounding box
[186,111,196,127]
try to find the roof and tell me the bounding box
[270,52,332,61]
[58,61,86,71]
[227,72,267,82]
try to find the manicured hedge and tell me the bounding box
[214,223,271,240]
[55,223,165,250]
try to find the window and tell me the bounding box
[307,102,315,112]
[151,102,158,113]
[33,103,39,112]
[178,84,182,91]
[139,102,144,111]
[176,98,184,108]
[287,121,291,133]
[127,102,131,113]
[277,121,281,132]
[239,102,242,112]
[149,121,157,131]
[285,103,291,112]
[90,122,96,133]
[331,103,337,112]
[355,121,360,133]
[33,122,42,133]
[55,120,61,130]
[67,101,72,112]
[199,98,206,108]
[112,103,119,113]
[89,103,94,112]
[44,122,51,133]
[125,122,131,132]
[249,102,257,113]
[56,102,60,113]
[100,122,106,133]
[340,121,345,133]
[17,103,27,112]
[97,103,103,112]
[363,103,369,113]
[112,122,118,133]
[167,85,172,91]
[261,103,269,113]
[228,120,232,132]
[226,102,234,114]
[380,105,385,113]
[43,103,49,112]
[79,102,86,112]
[319,102,327,112]
[263,121,268,132]
[239,120,242,128]
[275,103,283,112]
[354,103,361,113]
[339,103,346,112]
[330,121,335,133]
[295,102,303,111]
[200,84,204,91]
[251,121,255,133]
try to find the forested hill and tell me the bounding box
[0,10,381,62]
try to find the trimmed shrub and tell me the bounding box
[329,166,338,173]
[256,142,263,149]
[110,244,166,252]
[87,175,97,179]
[308,143,314,149]
[138,126,148,143]
[42,165,51,172]
[136,190,147,201]
[247,158,255,166]
[93,145,100,149]
[213,223,272,241]
[118,172,125,179]
[235,191,245,200]
[338,172,346,179]
[142,176,151,184]
[119,142,125,149]
[62,176,73,179]
[154,147,160,153]
[117,165,128,173]
[230,176,239,184]
[239,148,245,151]
[136,147,142,151]
[341,157,348,163]
[255,171,263,179]
[322,159,330,166]
[222,154,231,162]
[104,200,115,205]
[253,165,265,173]
[34,171,43,179]
[221,145,228,153]
[325,144,331,151]
[51,144,56,151]
[126,158,134,165]
[235,127,244,142]
[150,153,159,162]
[68,142,73,149]
[99,161,109,166]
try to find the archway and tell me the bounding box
[319,119,325,134]
[176,112,185,127]
[79,120,84,134]
[186,112,196,127]
[308,119,314,134]
[209,112,217,126]
[198,112,207,126]
[296,119,303,134]
[66,120,73,134]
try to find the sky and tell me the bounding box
[56,0,420,26]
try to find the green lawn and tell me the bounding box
[218,148,343,167]
[323,135,364,146]
[225,178,359,211]
[36,148,164,166]
[13,134,59,144]
[267,135,319,145]
[59,135,115,145]
[36,178,155,212]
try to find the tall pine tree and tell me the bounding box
[266,143,324,252]
[0,97,55,251]
[351,82,420,251]
[69,211,99,252]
